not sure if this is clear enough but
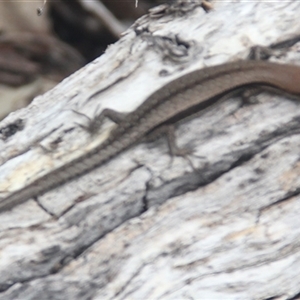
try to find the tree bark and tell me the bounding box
[1,1,300,299]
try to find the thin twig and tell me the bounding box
[37,0,47,16]
[78,0,126,38]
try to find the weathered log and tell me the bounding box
[1,1,300,299]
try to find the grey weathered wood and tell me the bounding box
[1,1,300,299]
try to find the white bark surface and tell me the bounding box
[1,1,300,299]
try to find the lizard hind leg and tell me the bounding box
[145,124,196,169]
[164,125,192,157]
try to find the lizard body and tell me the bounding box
[1,60,300,211]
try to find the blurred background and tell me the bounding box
[0,0,165,120]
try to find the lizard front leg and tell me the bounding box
[72,108,128,135]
